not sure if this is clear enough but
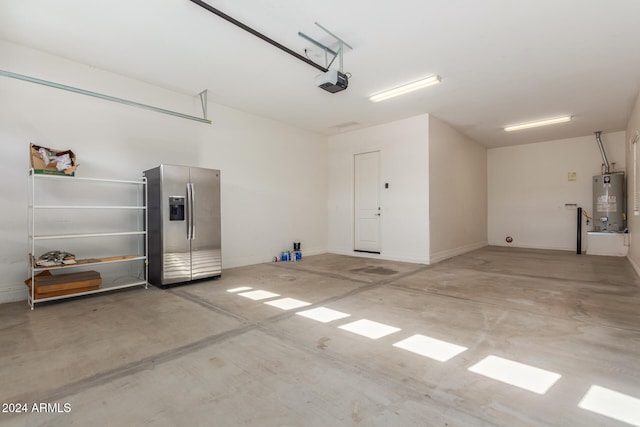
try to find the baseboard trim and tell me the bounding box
[329,249,429,265]
[0,284,27,304]
[587,250,628,257]
[487,242,577,252]
[627,255,640,279]
[223,248,327,269]
[430,241,488,264]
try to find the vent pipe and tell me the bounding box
[595,131,610,174]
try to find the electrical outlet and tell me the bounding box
[568,172,577,181]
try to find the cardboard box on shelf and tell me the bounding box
[30,143,77,176]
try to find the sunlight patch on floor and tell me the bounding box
[237,290,280,300]
[468,355,561,394]
[295,307,352,323]
[338,319,401,339]
[264,298,312,310]
[393,334,467,362]
[226,286,253,293]
[578,385,640,426]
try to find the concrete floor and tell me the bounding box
[1,246,640,426]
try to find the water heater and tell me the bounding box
[592,173,626,231]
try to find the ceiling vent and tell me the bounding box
[331,121,360,132]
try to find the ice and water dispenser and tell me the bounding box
[169,196,185,221]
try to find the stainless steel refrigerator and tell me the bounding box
[144,165,221,286]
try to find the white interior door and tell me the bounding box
[354,151,381,253]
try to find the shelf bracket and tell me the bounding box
[199,89,208,121]
[298,22,353,73]
[0,69,212,124]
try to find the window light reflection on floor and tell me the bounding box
[338,319,401,339]
[226,286,253,293]
[264,298,311,310]
[578,385,640,426]
[237,290,280,300]
[393,334,468,362]
[295,307,351,323]
[468,355,561,394]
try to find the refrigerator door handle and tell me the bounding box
[191,183,196,240]
[186,183,193,240]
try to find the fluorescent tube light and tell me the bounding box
[369,75,441,102]
[504,115,572,132]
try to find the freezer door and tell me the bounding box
[160,165,192,284]
[189,167,222,279]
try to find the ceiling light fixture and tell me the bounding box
[504,115,572,132]
[369,75,441,103]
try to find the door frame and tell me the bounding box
[353,150,382,254]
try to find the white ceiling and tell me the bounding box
[1,0,640,148]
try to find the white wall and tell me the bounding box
[429,116,487,262]
[328,115,430,263]
[488,131,626,251]
[625,91,640,275]
[0,41,328,303]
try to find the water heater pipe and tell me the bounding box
[595,131,610,174]
[577,207,582,255]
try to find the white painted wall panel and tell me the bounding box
[328,115,430,263]
[428,116,487,262]
[0,41,328,303]
[625,92,640,275]
[488,131,625,251]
